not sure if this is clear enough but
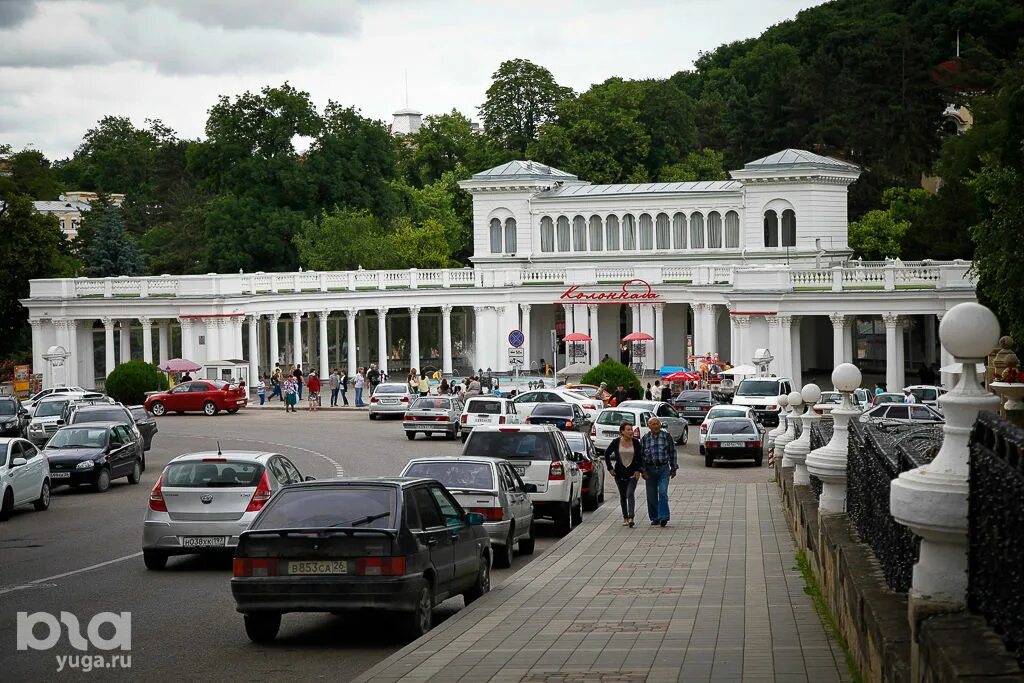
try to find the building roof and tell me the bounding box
[33,199,91,213]
[472,160,579,181]
[537,179,742,198]
[741,149,859,172]
[393,107,422,116]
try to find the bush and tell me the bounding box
[579,361,640,390]
[104,360,168,405]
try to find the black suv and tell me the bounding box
[0,396,28,437]
[231,478,492,643]
[66,402,149,470]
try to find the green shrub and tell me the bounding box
[579,361,640,390]
[104,360,168,405]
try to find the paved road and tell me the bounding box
[0,409,770,680]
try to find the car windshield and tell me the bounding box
[73,408,128,423]
[130,407,147,420]
[47,427,107,448]
[819,393,841,404]
[411,398,451,410]
[570,386,600,398]
[597,410,635,426]
[562,433,586,451]
[404,462,494,490]
[533,404,573,417]
[374,384,406,394]
[0,401,16,415]
[163,460,264,488]
[463,431,556,461]
[35,400,68,417]
[735,380,779,397]
[619,401,655,410]
[466,399,502,414]
[676,391,709,401]
[707,407,748,419]
[876,395,900,404]
[710,420,755,435]
[254,487,396,529]
[910,388,936,401]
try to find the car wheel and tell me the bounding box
[33,479,50,511]
[682,428,688,445]
[405,581,433,640]
[94,468,111,492]
[572,494,583,526]
[406,431,416,441]
[494,527,514,569]
[369,413,377,421]
[518,520,536,555]
[203,401,218,416]
[150,401,166,417]
[704,454,714,468]
[0,488,12,521]
[460,432,468,443]
[243,613,281,643]
[143,549,168,570]
[699,445,705,455]
[583,488,597,512]
[755,453,764,467]
[227,408,239,414]
[555,501,572,536]
[463,556,491,605]
[127,460,142,485]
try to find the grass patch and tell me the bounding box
[450,283,476,288]
[794,286,830,292]
[385,285,410,290]
[521,281,563,286]
[417,284,444,289]
[663,279,693,284]
[112,293,141,298]
[795,549,865,683]
[355,286,378,291]
[895,284,935,290]
[597,280,627,285]
[841,285,884,291]
[327,287,347,292]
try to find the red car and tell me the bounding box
[145,380,248,417]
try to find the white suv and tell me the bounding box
[732,377,793,428]
[461,425,583,536]
[459,396,520,443]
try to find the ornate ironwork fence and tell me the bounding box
[808,420,833,499]
[969,412,1024,667]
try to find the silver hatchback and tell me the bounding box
[404,396,464,440]
[142,451,310,570]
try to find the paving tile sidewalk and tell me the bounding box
[357,482,849,683]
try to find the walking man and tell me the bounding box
[641,417,677,527]
[367,363,381,395]
[329,369,341,407]
[293,365,304,401]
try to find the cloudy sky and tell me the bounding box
[0,0,822,159]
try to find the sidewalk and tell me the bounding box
[357,481,850,683]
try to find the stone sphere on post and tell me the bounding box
[807,364,863,513]
[787,391,803,408]
[833,363,862,411]
[939,302,1000,362]
[768,393,791,448]
[787,383,821,486]
[801,383,821,406]
[779,391,805,466]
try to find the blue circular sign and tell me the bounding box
[508,329,525,348]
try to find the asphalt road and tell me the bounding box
[0,407,770,680]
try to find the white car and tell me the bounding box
[26,393,97,446]
[904,385,946,410]
[22,386,87,412]
[590,407,654,451]
[617,400,689,445]
[0,437,51,520]
[811,392,842,415]
[698,404,756,453]
[859,403,944,424]
[460,396,521,443]
[512,388,601,420]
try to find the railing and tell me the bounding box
[808,421,834,499]
[969,411,1024,667]
[662,266,693,282]
[520,268,566,284]
[847,421,942,592]
[595,267,635,281]
[791,268,832,289]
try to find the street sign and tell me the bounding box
[508,347,525,366]
[508,329,525,348]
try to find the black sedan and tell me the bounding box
[129,405,158,450]
[0,396,28,437]
[231,478,492,643]
[524,403,592,433]
[43,422,144,492]
[672,390,730,423]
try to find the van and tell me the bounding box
[731,377,793,427]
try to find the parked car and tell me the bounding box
[0,437,50,520]
[565,384,601,400]
[462,425,583,536]
[145,380,248,417]
[22,386,87,412]
[129,405,158,451]
[524,403,592,433]
[698,404,757,454]
[143,450,310,570]
[368,382,414,419]
[858,404,944,424]
[561,431,605,512]
[590,407,653,451]
[617,400,689,445]
[459,396,520,442]
[512,388,600,420]
[43,422,143,492]
[812,392,842,415]
[671,389,732,424]
[903,385,947,410]
[871,392,905,406]
[26,393,94,446]
[854,388,871,408]
[0,396,29,437]
[401,456,534,568]
[704,417,764,467]
[731,377,794,427]
[403,396,463,440]
[230,478,492,642]
[66,402,147,470]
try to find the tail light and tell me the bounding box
[400,396,409,403]
[406,415,418,421]
[577,459,593,472]
[460,414,468,423]
[148,474,167,512]
[433,416,448,422]
[746,441,761,448]
[583,403,596,410]
[705,441,720,448]
[233,558,278,577]
[468,507,504,521]
[699,405,710,410]
[700,423,708,433]
[370,397,379,403]
[590,425,597,437]
[498,415,506,424]
[565,420,574,429]
[548,461,565,480]
[524,416,531,424]
[354,557,406,576]
[246,471,272,512]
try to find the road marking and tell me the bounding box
[0,553,142,595]
[160,432,346,478]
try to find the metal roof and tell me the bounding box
[32,200,91,213]
[472,160,578,181]
[742,149,858,171]
[537,179,741,198]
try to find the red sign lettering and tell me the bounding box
[557,279,660,304]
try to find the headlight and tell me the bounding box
[29,424,43,433]
[76,460,95,470]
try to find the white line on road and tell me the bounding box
[160,432,346,478]
[0,552,143,596]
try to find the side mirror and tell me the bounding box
[11,457,27,468]
[56,419,65,426]
[304,476,316,481]
[466,512,484,526]
[523,483,538,494]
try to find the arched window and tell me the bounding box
[672,212,687,249]
[639,213,654,250]
[556,216,571,251]
[605,215,620,250]
[589,215,603,251]
[572,215,587,251]
[504,217,517,254]
[763,210,779,247]
[781,209,796,247]
[540,216,554,252]
[689,212,705,249]
[724,210,740,248]
[707,212,722,249]
[489,218,502,253]
[622,214,636,250]
[655,213,670,249]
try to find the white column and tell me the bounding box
[807,364,862,513]
[884,314,900,391]
[140,317,153,364]
[376,307,389,375]
[292,312,303,368]
[681,303,690,360]
[895,320,906,389]
[891,302,1000,604]
[158,321,170,364]
[563,304,575,337]
[231,316,244,359]
[734,315,750,369]
[653,303,665,370]
[306,314,315,369]
[790,317,802,386]
[318,310,330,379]
[587,304,599,366]
[924,314,937,366]
[705,305,719,355]
[777,315,794,379]
[178,318,194,363]
[119,320,131,364]
[845,317,856,364]
[30,318,44,378]
[829,313,846,369]
[334,318,342,369]
[248,314,260,387]
[441,305,453,374]
[520,304,533,370]
[346,309,358,377]
[630,304,640,335]
[268,314,280,368]
[409,306,421,373]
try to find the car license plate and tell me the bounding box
[476,415,491,421]
[513,466,527,476]
[603,430,617,437]
[722,442,742,448]
[685,407,700,412]
[181,536,226,548]
[381,399,397,404]
[288,560,347,575]
[50,471,70,479]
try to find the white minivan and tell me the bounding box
[731,377,793,428]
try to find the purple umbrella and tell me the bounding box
[158,358,201,373]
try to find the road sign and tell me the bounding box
[508,329,525,348]
[508,347,525,366]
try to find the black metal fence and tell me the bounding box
[969,412,1024,667]
[847,420,942,592]
[808,420,833,499]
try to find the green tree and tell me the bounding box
[294,208,396,271]
[203,195,302,272]
[104,360,168,402]
[389,217,451,268]
[1,148,63,199]
[848,210,909,260]
[78,204,146,277]
[659,148,728,182]
[580,361,640,394]
[56,116,168,196]
[479,59,573,155]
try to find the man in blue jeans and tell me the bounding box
[641,417,678,527]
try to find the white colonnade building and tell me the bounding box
[22,149,976,390]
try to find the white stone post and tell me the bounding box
[291,312,303,368]
[376,307,389,375]
[790,317,803,386]
[890,302,1001,605]
[830,313,846,369]
[778,391,804,466]
[587,304,599,366]
[409,306,421,374]
[248,314,260,388]
[346,309,358,377]
[30,318,44,378]
[653,303,665,370]
[318,310,330,379]
[734,314,750,367]
[119,320,131,364]
[178,317,195,363]
[807,364,862,512]
[521,304,533,370]
[785,384,821,485]
[140,317,153,364]
[884,313,899,391]
[101,317,116,375]
[706,305,719,356]
[777,315,794,379]
[268,314,280,367]
[158,321,170,364]
[441,305,453,374]
[767,394,791,452]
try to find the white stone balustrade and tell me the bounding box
[785,383,821,485]
[777,391,803,463]
[806,364,862,512]
[767,394,791,451]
